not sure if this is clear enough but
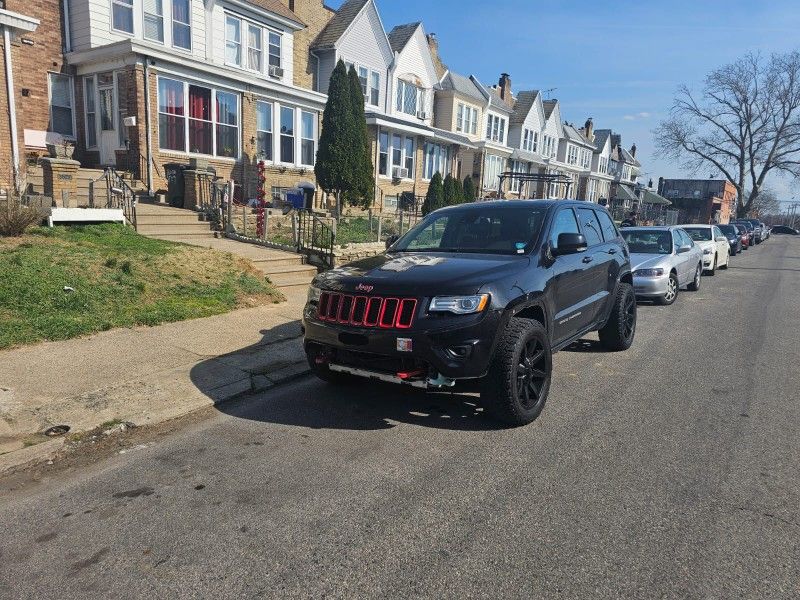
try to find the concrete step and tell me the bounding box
[136,204,197,216]
[137,226,213,237]
[136,215,205,226]
[250,255,309,269]
[268,270,317,288]
[257,263,318,277]
[144,232,216,241]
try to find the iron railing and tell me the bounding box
[89,168,138,229]
[297,209,335,270]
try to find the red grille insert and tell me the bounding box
[318,292,417,329]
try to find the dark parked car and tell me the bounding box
[770,225,799,235]
[732,220,758,245]
[718,224,743,255]
[303,201,637,426]
[741,219,764,243]
[733,223,751,249]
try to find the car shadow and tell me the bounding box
[190,322,504,432]
[562,338,606,353]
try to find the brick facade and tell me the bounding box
[277,0,335,91]
[0,0,67,192]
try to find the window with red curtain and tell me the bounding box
[158,78,185,151]
[188,85,212,154]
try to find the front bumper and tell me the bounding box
[302,304,503,380]
[633,274,670,297]
[702,254,714,267]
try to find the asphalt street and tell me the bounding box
[1,237,798,599]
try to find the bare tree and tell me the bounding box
[746,187,781,216]
[654,52,800,217]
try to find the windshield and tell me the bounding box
[683,227,713,242]
[718,225,737,235]
[392,206,547,254]
[621,230,673,254]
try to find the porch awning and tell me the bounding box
[510,148,545,165]
[640,189,672,205]
[614,184,638,203]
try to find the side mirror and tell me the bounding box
[716,236,728,243]
[677,244,692,254]
[553,232,588,256]
[385,234,400,250]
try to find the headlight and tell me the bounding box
[703,248,713,255]
[307,286,321,303]
[429,294,490,315]
[634,268,664,277]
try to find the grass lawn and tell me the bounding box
[0,224,284,350]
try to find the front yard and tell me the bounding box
[0,224,284,350]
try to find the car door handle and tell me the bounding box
[582,256,594,264]
[607,248,617,255]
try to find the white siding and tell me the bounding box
[210,1,294,86]
[335,3,392,111]
[69,0,93,50]
[316,50,336,95]
[389,27,437,124]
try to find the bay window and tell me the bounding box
[256,101,273,161]
[48,73,74,138]
[84,77,97,148]
[484,154,504,191]
[457,104,478,135]
[423,142,450,180]
[188,85,212,155]
[157,77,239,157]
[301,111,315,166]
[144,0,164,43]
[112,0,134,34]
[280,106,294,163]
[172,0,191,50]
[225,16,242,66]
[379,131,416,178]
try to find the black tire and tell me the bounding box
[480,318,552,427]
[687,263,702,291]
[598,282,637,351]
[656,272,679,306]
[707,255,717,276]
[306,345,354,385]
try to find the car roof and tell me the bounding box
[434,199,605,212]
[682,224,714,228]
[620,226,673,231]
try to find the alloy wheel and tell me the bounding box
[622,293,636,340]
[694,266,701,288]
[664,277,678,303]
[515,339,549,410]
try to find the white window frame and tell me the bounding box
[172,0,192,51]
[486,114,506,144]
[483,154,503,191]
[156,76,240,159]
[456,103,465,132]
[225,15,242,67]
[380,131,415,180]
[423,141,450,181]
[300,110,316,167]
[143,0,164,44]
[84,76,98,149]
[396,79,422,117]
[278,104,296,165]
[111,0,134,35]
[48,72,76,139]
[268,30,282,69]
[256,100,273,161]
[369,71,380,107]
[247,22,263,73]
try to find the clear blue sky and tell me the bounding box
[329,0,800,198]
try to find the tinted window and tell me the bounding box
[621,230,672,254]
[576,208,603,246]
[596,209,619,242]
[672,229,682,249]
[719,225,737,235]
[678,229,694,247]
[549,208,580,247]
[395,207,547,254]
[712,226,724,238]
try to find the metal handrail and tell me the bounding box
[297,209,335,270]
[88,168,138,229]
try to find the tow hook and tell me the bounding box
[426,373,456,388]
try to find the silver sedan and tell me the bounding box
[620,226,705,305]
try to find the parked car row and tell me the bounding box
[621,219,771,306]
[301,200,777,428]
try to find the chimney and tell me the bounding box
[583,117,594,141]
[288,0,295,10]
[658,177,664,195]
[630,143,637,158]
[499,73,513,106]
[611,134,621,150]
[426,33,447,80]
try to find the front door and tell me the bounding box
[98,74,117,166]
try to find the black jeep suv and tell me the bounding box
[303,200,636,426]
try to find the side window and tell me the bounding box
[713,226,723,239]
[678,229,693,247]
[576,207,603,247]
[596,209,619,241]
[672,230,681,251]
[549,208,580,247]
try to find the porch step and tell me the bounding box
[269,273,317,290]
[250,255,310,269]
[136,224,214,236]
[135,214,205,226]
[256,263,318,280]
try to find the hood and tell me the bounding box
[629,253,672,271]
[314,252,530,296]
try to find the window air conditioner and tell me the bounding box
[268,65,284,79]
[392,166,409,179]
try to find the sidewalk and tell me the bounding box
[0,288,310,473]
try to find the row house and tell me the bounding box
[1,0,337,203]
[310,0,473,212]
[578,121,614,203]
[607,134,642,208]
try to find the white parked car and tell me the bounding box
[682,225,731,275]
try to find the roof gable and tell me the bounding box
[312,0,370,49]
[391,23,439,90]
[511,90,541,125]
[387,22,421,53]
[440,71,485,103]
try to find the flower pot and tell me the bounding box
[46,143,75,160]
